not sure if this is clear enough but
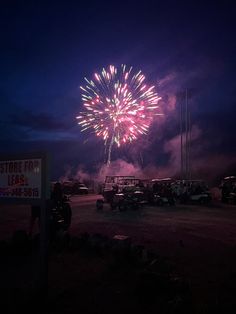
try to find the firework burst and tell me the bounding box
[76,65,162,164]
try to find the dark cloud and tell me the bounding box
[193,107,236,155]
[9,110,69,132]
[0,1,235,183]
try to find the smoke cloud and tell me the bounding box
[58,67,236,188]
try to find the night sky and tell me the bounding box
[1,1,236,182]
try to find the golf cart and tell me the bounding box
[177,180,212,204]
[109,183,147,211]
[102,175,140,203]
[150,178,176,206]
[110,190,141,211]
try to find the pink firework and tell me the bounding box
[76,64,162,164]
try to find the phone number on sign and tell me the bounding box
[0,187,39,198]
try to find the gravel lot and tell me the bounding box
[1,194,236,313]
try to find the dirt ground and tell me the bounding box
[1,194,236,313]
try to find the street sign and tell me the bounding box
[0,152,50,204]
[0,152,50,297]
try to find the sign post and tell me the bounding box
[0,152,50,297]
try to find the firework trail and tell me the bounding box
[77,65,162,165]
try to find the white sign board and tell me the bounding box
[0,159,42,199]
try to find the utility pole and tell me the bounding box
[180,94,183,179]
[188,96,191,180]
[185,88,189,180]
[180,88,191,180]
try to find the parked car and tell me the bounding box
[73,182,89,195]
[61,180,89,195]
[220,176,236,204]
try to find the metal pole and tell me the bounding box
[188,104,191,180]
[39,199,49,298]
[39,154,50,300]
[185,88,188,180]
[180,100,183,179]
